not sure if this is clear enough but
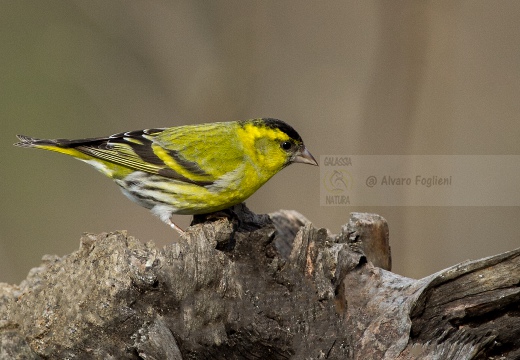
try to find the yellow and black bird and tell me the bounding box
[15,118,317,233]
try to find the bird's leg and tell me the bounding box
[167,216,185,235]
[152,207,186,235]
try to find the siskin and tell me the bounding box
[15,118,318,234]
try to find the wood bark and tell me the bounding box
[1,204,518,359]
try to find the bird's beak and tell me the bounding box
[293,146,318,166]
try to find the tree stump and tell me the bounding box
[1,204,518,359]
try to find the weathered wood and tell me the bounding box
[343,212,391,270]
[1,204,518,359]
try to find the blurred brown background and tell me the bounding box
[2,1,519,284]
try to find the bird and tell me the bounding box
[15,118,318,234]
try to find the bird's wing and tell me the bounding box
[66,128,218,186]
[153,122,245,181]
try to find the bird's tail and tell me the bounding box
[14,135,60,148]
[14,135,88,158]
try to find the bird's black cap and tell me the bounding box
[261,118,303,142]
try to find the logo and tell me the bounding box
[323,169,352,193]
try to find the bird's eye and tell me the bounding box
[281,141,293,150]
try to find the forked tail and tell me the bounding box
[14,135,61,148]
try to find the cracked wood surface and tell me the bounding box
[0,204,518,359]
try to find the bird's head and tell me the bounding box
[237,118,318,174]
